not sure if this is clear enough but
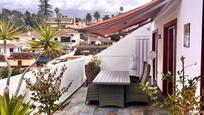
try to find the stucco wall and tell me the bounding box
[152,0,203,95]
[0,48,19,56]
[98,24,152,76]
[0,56,91,106]
[8,58,36,66]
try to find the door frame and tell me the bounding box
[200,0,204,111]
[152,29,158,82]
[162,19,177,96]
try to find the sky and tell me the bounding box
[0,0,151,18]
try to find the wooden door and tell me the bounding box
[163,19,177,96]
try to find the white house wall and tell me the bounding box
[152,0,203,94]
[71,33,80,46]
[98,24,151,76]
[0,56,91,106]
[0,47,18,56]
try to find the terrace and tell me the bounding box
[0,0,168,114]
[55,87,168,115]
[1,0,203,114]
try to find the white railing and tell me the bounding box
[0,56,91,103]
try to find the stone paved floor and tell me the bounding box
[54,87,169,115]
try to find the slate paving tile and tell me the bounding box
[54,87,169,115]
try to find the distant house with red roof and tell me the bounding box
[8,52,37,68]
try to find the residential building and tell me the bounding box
[81,0,204,111]
[18,29,81,51]
[47,16,87,29]
[17,31,39,51]
[0,0,203,114]
[87,34,112,46]
[8,52,37,68]
[55,29,80,50]
[0,42,20,56]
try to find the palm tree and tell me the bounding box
[0,21,21,95]
[55,7,61,29]
[120,6,124,13]
[93,11,100,22]
[38,0,53,19]
[85,13,92,24]
[15,24,64,96]
[102,15,110,21]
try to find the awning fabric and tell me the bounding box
[80,0,167,36]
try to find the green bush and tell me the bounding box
[142,56,203,114]
[0,67,9,79]
[11,66,22,76]
[91,55,101,74]
[25,65,72,115]
[0,55,5,62]
[0,67,22,79]
[0,93,33,115]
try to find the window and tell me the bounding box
[32,38,36,40]
[10,48,14,52]
[71,40,76,43]
[61,37,71,42]
[18,60,22,66]
[54,38,58,41]
[90,41,95,45]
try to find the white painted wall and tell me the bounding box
[59,33,80,47]
[152,0,203,95]
[98,24,152,76]
[0,47,19,56]
[70,33,80,46]
[0,56,91,107]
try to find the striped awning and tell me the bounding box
[80,0,167,36]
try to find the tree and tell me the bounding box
[38,0,53,19]
[0,21,21,94]
[93,11,100,22]
[0,9,27,31]
[120,6,124,13]
[102,15,110,21]
[54,7,61,29]
[54,7,59,17]
[15,24,64,96]
[85,13,92,24]
[24,11,34,28]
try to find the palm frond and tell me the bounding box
[0,21,21,41]
[27,24,64,57]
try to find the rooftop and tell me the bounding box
[8,52,37,59]
[88,35,112,43]
[55,87,169,115]
[57,29,79,37]
[0,44,19,48]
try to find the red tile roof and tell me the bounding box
[80,0,167,36]
[8,52,37,59]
